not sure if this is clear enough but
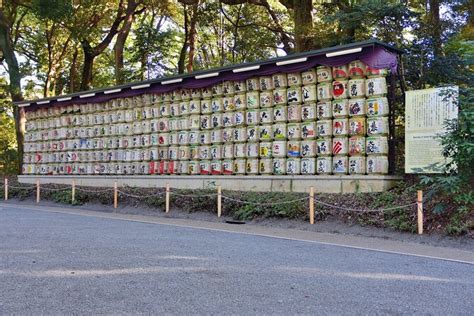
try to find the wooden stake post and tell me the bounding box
[71,180,76,203]
[113,181,118,209]
[417,190,423,235]
[165,183,170,213]
[309,186,314,225]
[4,178,8,201]
[217,185,222,218]
[36,179,40,203]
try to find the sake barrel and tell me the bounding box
[301,121,316,139]
[189,115,201,130]
[188,160,200,175]
[272,73,288,88]
[348,98,366,117]
[366,66,388,78]
[302,69,317,85]
[316,66,332,82]
[201,99,212,114]
[260,109,273,124]
[259,142,272,158]
[302,85,317,103]
[316,157,332,174]
[273,105,287,122]
[348,60,366,78]
[191,88,202,99]
[288,104,302,122]
[212,83,223,96]
[272,123,287,140]
[316,120,332,137]
[168,146,179,160]
[172,90,182,102]
[317,82,332,100]
[169,132,179,145]
[211,98,223,113]
[301,140,316,158]
[150,135,159,147]
[348,79,366,98]
[247,143,259,158]
[349,156,366,174]
[158,133,169,146]
[211,129,223,144]
[366,77,387,97]
[272,141,287,158]
[222,144,234,159]
[246,91,260,108]
[366,136,388,155]
[332,80,349,100]
[222,128,234,142]
[178,117,189,130]
[259,91,273,108]
[179,101,189,116]
[246,109,260,125]
[286,158,301,175]
[272,158,286,175]
[367,117,389,135]
[222,159,234,175]
[246,77,260,91]
[234,159,246,175]
[222,81,235,95]
[301,103,317,121]
[316,101,332,119]
[287,123,301,140]
[211,113,222,129]
[234,94,247,110]
[189,99,201,114]
[287,140,301,157]
[332,99,349,118]
[222,112,234,127]
[349,136,366,156]
[181,89,191,101]
[158,118,169,132]
[234,126,247,143]
[366,155,388,174]
[199,145,211,160]
[287,86,302,104]
[234,80,246,93]
[245,159,259,175]
[199,160,211,175]
[333,156,349,174]
[273,88,287,105]
[349,117,366,136]
[188,131,199,145]
[259,158,272,174]
[234,111,246,126]
[366,97,389,116]
[178,146,190,160]
[160,103,171,117]
[332,64,349,79]
[301,158,316,175]
[210,160,222,175]
[234,143,246,158]
[189,146,199,159]
[259,76,273,91]
[199,130,211,145]
[200,115,211,130]
[333,118,349,136]
[287,73,302,86]
[178,161,189,175]
[332,137,349,155]
[149,148,159,161]
[247,126,259,142]
[159,147,169,160]
[210,145,222,160]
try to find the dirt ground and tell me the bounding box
[5,197,473,252]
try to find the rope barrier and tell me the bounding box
[169,192,217,198]
[222,195,309,206]
[74,187,114,193]
[314,200,418,213]
[40,187,71,192]
[117,189,165,199]
[7,184,37,190]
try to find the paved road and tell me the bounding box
[1,205,473,315]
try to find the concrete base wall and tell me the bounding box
[18,175,402,193]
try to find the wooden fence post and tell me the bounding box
[113,181,118,209]
[217,185,222,218]
[309,186,314,225]
[165,183,170,213]
[417,190,423,235]
[4,178,8,201]
[71,180,76,203]
[36,179,40,203]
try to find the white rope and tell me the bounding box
[117,189,165,199]
[222,195,309,206]
[170,192,217,198]
[75,187,114,193]
[8,184,37,190]
[314,200,418,213]
[41,187,71,192]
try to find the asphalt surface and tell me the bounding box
[1,204,473,315]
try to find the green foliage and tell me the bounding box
[384,208,417,233]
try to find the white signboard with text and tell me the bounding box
[405,86,458,173]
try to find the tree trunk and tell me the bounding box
[428,0,442,58]
[178,4,189,74]
[0,10,24,173]
[80,41,96,91]
[69,46,79,93]
[186,2,199,72]
[293,0,313,52]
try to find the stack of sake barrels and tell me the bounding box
[22,59,389,176]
